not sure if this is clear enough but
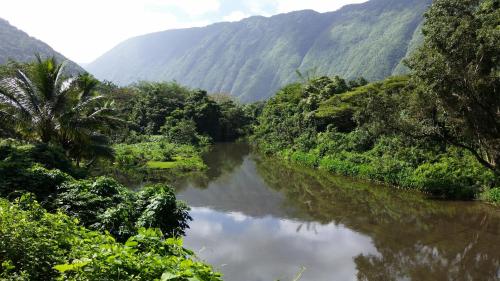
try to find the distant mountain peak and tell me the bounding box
[88,0,431,102]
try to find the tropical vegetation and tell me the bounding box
[0,0,498,279]
[252,0,499,202]
[0,58,224,280]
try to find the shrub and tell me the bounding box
[135,185,191,237]
[161,118,208,145]
[0,163,73,204]
[411,155,493,199]
[0,140,76,175]
[0,197,221,281]
[56,177,191,241]
[483,187,500,204]
[289,151,319,168]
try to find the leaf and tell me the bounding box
[54,260,90,272]
[125,240,138,247]
[161,272,180,280]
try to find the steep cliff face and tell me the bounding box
[87,0,432,102]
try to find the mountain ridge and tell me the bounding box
[0,18,83,74]
[88,0,432,101]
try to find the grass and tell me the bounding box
[147,161,178,169]
[113,137,207,172]
[146,156,206,171]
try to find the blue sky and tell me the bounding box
[0,0,366,63]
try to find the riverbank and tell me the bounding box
[251,76,499,203]
[271,147,499,204]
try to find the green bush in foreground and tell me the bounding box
[483,187,500,204]
[56,176,191,241]
[0,196,222,281]
[0,141,192,241]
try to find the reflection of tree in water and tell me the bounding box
[354,211,500,281]
[255,156,500,281]
[176,143,250,190]
[93,143,250,190]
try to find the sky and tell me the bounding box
[0,0,366,64]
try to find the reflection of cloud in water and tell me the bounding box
[177,157,304,219]
[185,207,379,281]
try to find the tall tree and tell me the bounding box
[407,0,500,176]
[0,56,122,165]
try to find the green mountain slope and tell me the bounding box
[87,0,431,102]
[0,18,83,74]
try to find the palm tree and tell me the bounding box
[0,55,122,166]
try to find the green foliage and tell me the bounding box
[254,73,496,199]
[134,185,191,237]
[407,0,500,176]
[129,81,190,135]
[113,138,206,172]
[56,176,191,241]
[482,187,500,203]
[0,197,221,281]
[0,140,191,241]
[120,82,252,143]
[253,76,368,153]
[161,118,207,145]
[0,141,75,202]
[0,57,123,165]
[410,151,494,199]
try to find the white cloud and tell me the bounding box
[184,208,380,281]
[0,0,366,64]
[147,0,221,17]
[0,0,212,63]
[276,0,368,13]
[227,211,248,221]
[223,11,250,22]
[245,1,274,17]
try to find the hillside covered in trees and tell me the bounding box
[87,0,431,102]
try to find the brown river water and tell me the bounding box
[124,143,500,281]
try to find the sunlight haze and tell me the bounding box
[0,0,366,63]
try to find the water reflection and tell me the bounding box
[186,207,378,281]
[177,143,500,281]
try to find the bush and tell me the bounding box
[411,154,493,199]
[0,196,221,281]
[0,163,73,205]
[56,177,191,241]
[135,185,191,237]
[272,132,494,200]
[0,141,78,203]
[482,187,500,204]
[161,118,208,145]
[0,140,76,174]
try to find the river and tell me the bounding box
[129,143,500,281]
[176,143,500,281]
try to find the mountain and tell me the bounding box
[87,0,432,102]
[0,18,83,74]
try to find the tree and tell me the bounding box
[407,0,500,177]
[0,56,122,165]
[129,81,189,135]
